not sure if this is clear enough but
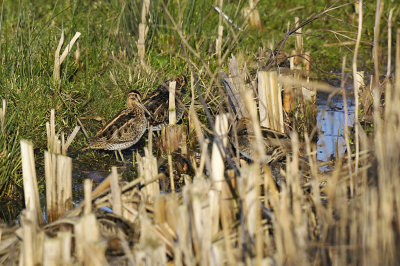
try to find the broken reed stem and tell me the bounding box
[341,56,353,184]
[22,210,38,266]
[210,114,229,236]
[56,154,72,218]
[167,80,177,193]
[0,99,5,134]
[62,126,80,155]
[21,140,43,225]
[216,25,223,66]
[386,8,394,79]
[83,179,92,215]
[142,148,160,198]
[45,152,55,222]
[137,0,150,66]
[247,0,262,29]
[396,29,400,88]
[258,71,284,133]
[216,0,223,66]
[110,167,122,216]
[53,31,81,84]
[242,89,265,161]
[295,17,303,53]
[50,109,56,152]
[168,154,175,193]
[373,0,383,87]
[169,80,177,125]
[352,0,363,196]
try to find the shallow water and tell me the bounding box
[316,91,355,168]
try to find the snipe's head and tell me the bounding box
[126,90,142,108]
[175,75,188,93]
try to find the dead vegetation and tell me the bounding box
[0,1,399,265]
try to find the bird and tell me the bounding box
[143,75,187,131]
[231,117,291,163]
[83,90,148,161]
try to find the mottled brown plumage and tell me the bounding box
[232,117,291,162]
[84,91,147,160]
[143,75,187,131]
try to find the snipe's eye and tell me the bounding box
[128,90,141,99]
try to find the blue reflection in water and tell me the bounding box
[316,92,355,166]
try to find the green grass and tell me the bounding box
[0,0,398,199]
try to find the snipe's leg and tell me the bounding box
[114,150,125,162]
[118,149,125,162]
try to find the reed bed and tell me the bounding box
[1,63,400,265]
[0,1,399,265]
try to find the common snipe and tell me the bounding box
[143,75,187,131]
[232,117,291,163]
[83,90,147,161]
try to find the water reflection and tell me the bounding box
[317,91,355,166]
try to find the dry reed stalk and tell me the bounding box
[53,30,81,84]
[352,0,363,196]
[220,196,235,266]
[283,84,293,113]
[176,205,195,265]
[340,56,353,190]
[21,210,38,266]
[59,231,72,263]
[373,0,384,87]
[242,89,265,161]
[44,151,56,222]
[56,154,72,217]
[21,210,42,266]
[278,76,338,94]
[137,0,150,66]
[168,80,177,125]
[244,0,262,30]
[189,107,211,175]
[135,218,167,265]
[20,140,43,225]
[0,99,5,134]
[62,125,80,155]
[75,184,105,264]
[83,179,92,215]
[258,71,284,133]
[45,151,73,222]
[227,55,248,118]
[216,25,223,66]
[301,52,316,102]
[396,29,400,88]
[263,165,279,204]
[166,80,178,192]
[210,114,229,236]
[110,167,122,216]
[279,133,309,264]
[74,214,106,265]
[180,126,187,156]
[295,17,303,54]
[43,236,63,265]
[141,148,160,199]
[46,109,58,153]
[303,51,311,78]
[239,164,262,264]
[182,179,212,265]
[91,175,110,199]
[386,9,394,79]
